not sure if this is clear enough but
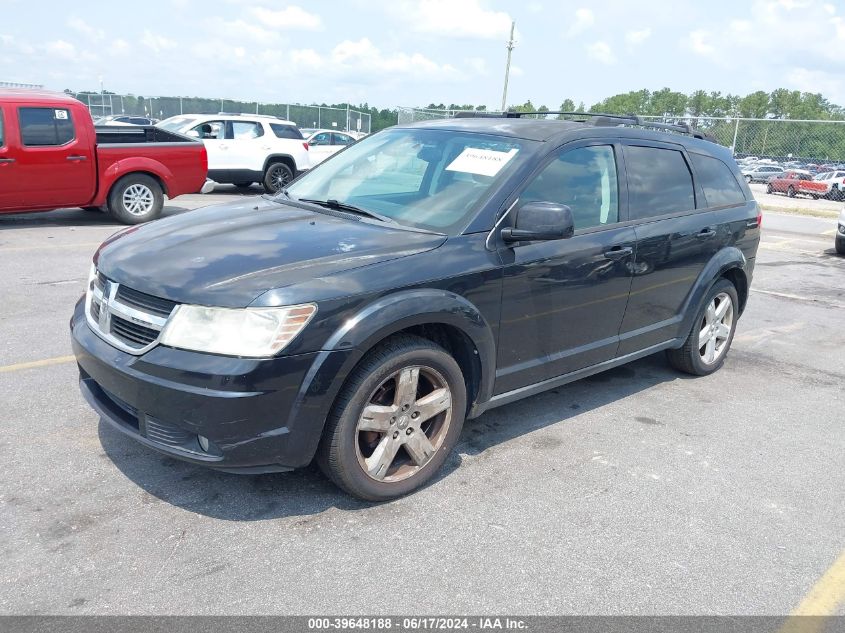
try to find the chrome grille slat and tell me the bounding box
[85,269,176,355]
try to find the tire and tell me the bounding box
[787,186,796,198]
[766,183,773,194]
[745,175,753,183]
[107,174,164,225]
[830,186,841,201]
[666,278,739,377]
[836,236,845,255]
[262,162,294,194]
[317,335,467,501]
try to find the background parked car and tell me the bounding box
[157,113,310,193]
[741,163,785,183]
[305,129,357,166]
[94,115,157,126]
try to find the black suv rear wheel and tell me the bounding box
[317,335,466,501]
[666,278,739,376]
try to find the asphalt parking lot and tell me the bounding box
[1,191,844,615]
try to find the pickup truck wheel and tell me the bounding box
[830,186,841,201]
[108,174,163,224]
[317,335,466,501]
[766,183,773,194]
[787,186,796,198]
[262,163,293,194]
[666,278,738,376]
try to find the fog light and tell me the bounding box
[198,435,210,452]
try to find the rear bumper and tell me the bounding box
[71,300,352,472]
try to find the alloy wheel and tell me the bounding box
[269,165,292,192]
[355,365,453,483]
[698,292,734,365]
[122,184,155,216]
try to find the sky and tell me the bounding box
[2,0,845,110]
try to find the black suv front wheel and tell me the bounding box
[667,278,739,376]
[317,335,467,501]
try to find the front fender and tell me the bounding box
[283,289,498,462]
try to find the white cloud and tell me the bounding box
[205,17,281,45]
[249,6,322,30]
[67,17,104,41]
[393,0,512,39]
[466,56,489,76]
[687,29,715,56]
[566,8,594,37]
[141,30,176,54]
[625,28,652,45]
[45,40,77,57]
[112,39,130,54]
[586,41,616,65]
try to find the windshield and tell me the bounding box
[284,128,528,234]
[156,116,199,132]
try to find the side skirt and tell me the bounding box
[469,339,681,418]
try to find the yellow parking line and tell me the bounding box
[0,355,76,374]
[792,549,845,616]
[780,549,845,633]
[822,229,836,236]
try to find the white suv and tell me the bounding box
[157,114,310,193]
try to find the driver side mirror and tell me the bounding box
[501,201,575,243]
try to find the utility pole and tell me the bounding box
[500,21,516,112]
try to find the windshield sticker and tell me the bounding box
[446,147,518,177]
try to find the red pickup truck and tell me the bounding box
[767,170,834,199]
[0,90,209,224]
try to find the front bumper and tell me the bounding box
[71,300,351,472]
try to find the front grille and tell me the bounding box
[111,315,159,348]
[116,285,177,318]
[86,271,177,354]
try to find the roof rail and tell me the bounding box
[453,110,717,143]
[216,112,292,121]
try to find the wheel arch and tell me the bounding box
[283,289,498,464]
[262,153,297,175]
[676,246,749,345]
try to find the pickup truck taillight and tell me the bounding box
[757,209,763,228]
[303,142,309,151]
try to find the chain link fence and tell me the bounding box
[397,107,845,164]
[75,93,371,134]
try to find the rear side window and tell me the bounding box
[521,145,619,230]
[333,133,354,146]
[270,123,304,140]
[690,154,746,207]
[625,146,695,219]
[19,107,75,146]
[310,132,331,146]
[230,121,263,139]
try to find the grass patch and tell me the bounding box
[758,204,840,219]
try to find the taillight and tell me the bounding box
[303,142,309,151]
[757,209,763,228]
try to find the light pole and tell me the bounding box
[500,21,516,112]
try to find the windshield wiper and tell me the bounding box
[298,198,396,224]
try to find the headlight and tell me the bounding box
[160,304,317,357]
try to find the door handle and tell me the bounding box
[603,246,633,261]
[696,227,717,239]
[66,155,87,162]
[0,157,15,164]
[219,144,229,150]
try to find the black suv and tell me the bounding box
[71,113,760,500]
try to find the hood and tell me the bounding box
[96,197,446,307]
